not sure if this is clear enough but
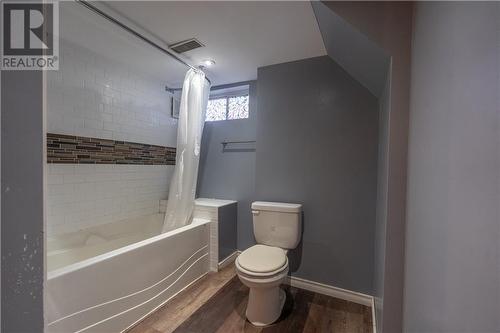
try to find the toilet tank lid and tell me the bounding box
[252,201,302,213]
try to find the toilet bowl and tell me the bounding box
[236,201,302,326]
[236,245,289,326]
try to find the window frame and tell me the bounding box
[206,89,249,122]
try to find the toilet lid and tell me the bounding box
[237,245,287,273]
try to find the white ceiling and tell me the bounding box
[60,2,188,86]
[101,1,327,86]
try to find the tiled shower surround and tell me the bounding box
[46,39,178,235]
[47,164,173,236]
[47,41,177,146]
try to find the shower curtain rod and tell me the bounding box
[75,0,211,85]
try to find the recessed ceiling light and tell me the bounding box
[200,59,216,67]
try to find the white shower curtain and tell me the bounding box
[162,69,210,232]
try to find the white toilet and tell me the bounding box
[236,201,302,326]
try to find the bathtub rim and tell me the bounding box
[48,217,211,280]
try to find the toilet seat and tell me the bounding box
[236,245,288,277]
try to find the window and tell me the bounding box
[206,98,227,121]
[206,94,249,121]
[228,95,249,120]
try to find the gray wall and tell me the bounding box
[197,82,257,250]
[312,1,389,97]
[322,3,413,330]
[405,2,500,332]
[217,203,238,261]
[1,71,45,332]
[254,56,379,294]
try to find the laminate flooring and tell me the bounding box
[127,264,372,333]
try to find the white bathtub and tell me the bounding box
[46,214,211,333]
[47,214,167,272]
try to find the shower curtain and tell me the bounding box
[162,69,210,232]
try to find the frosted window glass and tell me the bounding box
[206,98,227,121]
[228,95,249,120]
[205,93,249,121]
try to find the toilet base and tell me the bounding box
[246,287,286,327]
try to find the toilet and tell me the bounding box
[236,201,302,326]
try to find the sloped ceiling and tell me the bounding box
[311,1,390,97]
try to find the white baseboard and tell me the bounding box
[285,276,372,306]
[218,250,240,270]
[370,297,377,333]
[285,276,376,332]
[221,251,377,332]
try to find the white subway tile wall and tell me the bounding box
[47,40,177,147]
[46,164,174,236]
[46,40,178,235]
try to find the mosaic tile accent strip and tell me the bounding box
[47,133,176,165]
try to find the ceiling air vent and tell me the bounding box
[169,38,204,54]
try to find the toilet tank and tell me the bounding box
[251,201,302,249]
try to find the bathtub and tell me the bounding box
[46,214,211,333]
[47,214,167,272]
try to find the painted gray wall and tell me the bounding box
[197,82,257,250]
[311,1,389,97]
[405,2,500,332]
[321,3,413,330]
[254,56,379,294]
[217,203,238,261]
[1,71,45,332]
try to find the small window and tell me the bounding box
[206,98,227,121]
[228,95,249,120]
[206,93,249,122]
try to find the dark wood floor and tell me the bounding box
[173,277,372,333]
[128,265,373,333]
